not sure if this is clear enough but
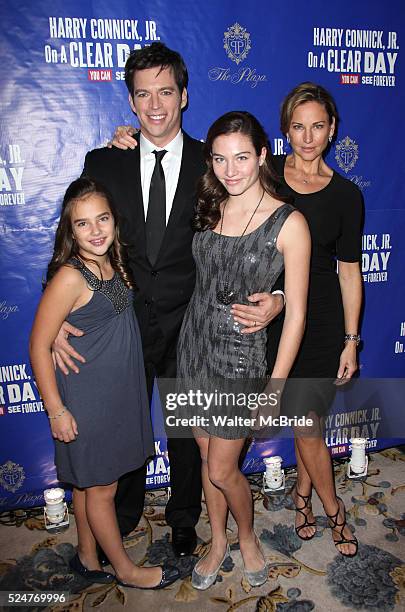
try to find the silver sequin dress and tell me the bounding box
[54,261,154,488]
[177,203,295,438]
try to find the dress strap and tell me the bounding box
[69,257,102,291]
[267,202,296,233]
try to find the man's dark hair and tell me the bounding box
[125,42,189,98]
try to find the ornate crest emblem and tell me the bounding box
[0,460,25,492]
[335,136,359,174]
[224,23,252,65]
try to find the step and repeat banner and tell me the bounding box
[0,0,404,509]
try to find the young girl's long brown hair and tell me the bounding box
[46,177,134,288]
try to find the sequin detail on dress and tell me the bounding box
[177,203,295,439]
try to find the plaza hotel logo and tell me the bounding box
[223,23,251,65]
[335,135,359,173]
[0,460,26,493]
[334,136,371,192]
[208,23,267,88]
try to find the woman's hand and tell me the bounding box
[50,410,78,443]
[335,342,357,385]
[107,125,138,150]
[337,260,362,386]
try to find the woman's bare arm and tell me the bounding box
[271,211,311,379]
[336,261,362,382]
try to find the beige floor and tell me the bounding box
[0,448,404,611]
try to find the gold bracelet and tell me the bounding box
[47,407,67,420]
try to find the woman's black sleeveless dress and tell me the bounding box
[267,155,363,417]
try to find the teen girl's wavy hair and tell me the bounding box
[194,111,288,231]
[46,177,134,288]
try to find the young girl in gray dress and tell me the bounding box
[30,178,179,590]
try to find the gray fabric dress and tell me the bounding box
[177,203,295,438]
[55,261,154,488]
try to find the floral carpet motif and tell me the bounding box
[0,448,404,611]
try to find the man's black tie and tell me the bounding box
[146,149,167,266]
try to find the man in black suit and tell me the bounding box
[54,43,284,558]
[54,43,204,557]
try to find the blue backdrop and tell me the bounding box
[0,0,404,510]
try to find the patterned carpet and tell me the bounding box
[0,448,404,612]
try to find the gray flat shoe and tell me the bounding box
[242,536,269,587]
[191,543,230,590]
[244,561,269,587]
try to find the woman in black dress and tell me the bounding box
[268,82,363,557]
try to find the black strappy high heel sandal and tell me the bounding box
[291,486,317,541]
[325,496,358,558]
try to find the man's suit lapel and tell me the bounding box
[159,133,197,257]
[121,137,147,255]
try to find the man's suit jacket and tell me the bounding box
[83,131,205,348]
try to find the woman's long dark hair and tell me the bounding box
[194,111,288,231]
[46,177,134,288]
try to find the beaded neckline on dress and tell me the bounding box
[70,258,130,314]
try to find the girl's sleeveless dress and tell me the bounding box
[55,261,154,488]
[177,204,295,439]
